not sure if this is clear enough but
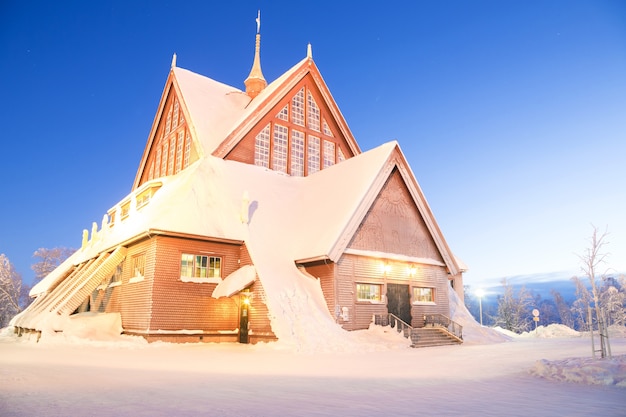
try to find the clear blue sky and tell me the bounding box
[1,1,625,289]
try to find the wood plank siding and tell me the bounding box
[86,237,274,343]
[301,168,453,331]
[224,74,356,175]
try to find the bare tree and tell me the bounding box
[494,278,533,333]
[0,254,22,327]
[31,247,75,282]
[551,289,575,329]
[576,225,612,358]
[570,276,592,331]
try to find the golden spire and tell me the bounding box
[244,10,267,99]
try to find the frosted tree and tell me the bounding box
[0,254,22,327]
[494,278,533,333]
[31,247,75,282]
[570,276,592,331]
[551,289,575,329]
[599,275,625,327]
[574,225,612,358]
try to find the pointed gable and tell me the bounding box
[133,67,251,190]
[215,57,361,176]
[291,141,460,276]
[348,168,444,264]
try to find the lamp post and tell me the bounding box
[475,289,485,326]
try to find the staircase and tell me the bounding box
[373,313,463,348]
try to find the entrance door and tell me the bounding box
[239,295,250,344]
[386,284,412,325]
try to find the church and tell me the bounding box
[12,15,466,347]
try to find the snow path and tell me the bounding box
[1,335,625,416]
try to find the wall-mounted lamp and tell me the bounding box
[408,265,417,277]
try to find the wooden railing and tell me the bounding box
[423,313,463,340]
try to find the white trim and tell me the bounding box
[343,248,446,267]
[129,275,145,284]
[180,276,221,284]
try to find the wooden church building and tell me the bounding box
[12,17,466,347]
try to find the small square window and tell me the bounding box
[356,283,382,302]
[413,287,434,303]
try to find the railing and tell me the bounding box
[377,313,413,339]
[423,313,463,340]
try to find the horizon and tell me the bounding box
[1,1,625,289]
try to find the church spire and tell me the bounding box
[244,10,267,99]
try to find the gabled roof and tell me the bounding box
[134,55,361,190]
[289,141,461,275]
[212,56,361,158]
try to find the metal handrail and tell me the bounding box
[424,313,463,340]
[373,313,413,339]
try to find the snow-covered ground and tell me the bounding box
[1,318,625,417]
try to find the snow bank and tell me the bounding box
[530,354,626,388]
[520,324,581,338]
[448,287,511,344]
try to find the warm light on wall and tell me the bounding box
[382,263,391,275]
[408,265,417,277]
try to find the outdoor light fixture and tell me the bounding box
[475,288,485,326]
[241,290,252,305]
[408,265,417,277]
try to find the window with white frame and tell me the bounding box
[168,135,176,175]
[180,254,221,279]
[183,131,191,169]
[254,124,270,168]
[172,100,179,130]
[307,91,320,131]
[413,287,435,303]
[323,140,335,168]
[161,141,168,177]
[165,109,172,134]
[307,135,320,174]
[356,283,382,302]
[175,131,184,173]
[272,124,288,173]
[337,147,345,162]
[277,104,289,121]
[290,130,304,177]
[291,88,305,126]
[323,119,333,137]
[132,254,146,278]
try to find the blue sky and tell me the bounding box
[1,1,625,289]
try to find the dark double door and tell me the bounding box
[386,284,412,325]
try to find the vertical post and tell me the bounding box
[588,306,595,359]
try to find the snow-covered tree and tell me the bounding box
[551,289,575,329]
[493,278,533,333]
[31,247,75,282]
[575,225,612,358]
[0,254,22,327]
[570,276,593,331]
[599,276,625,327]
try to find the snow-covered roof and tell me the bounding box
[172,67,251,156]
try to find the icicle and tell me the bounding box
[91,222,98,243]
[81,229,88,249]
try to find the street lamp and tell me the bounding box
[475,289,485,326]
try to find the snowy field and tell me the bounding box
[1,322,625,417]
